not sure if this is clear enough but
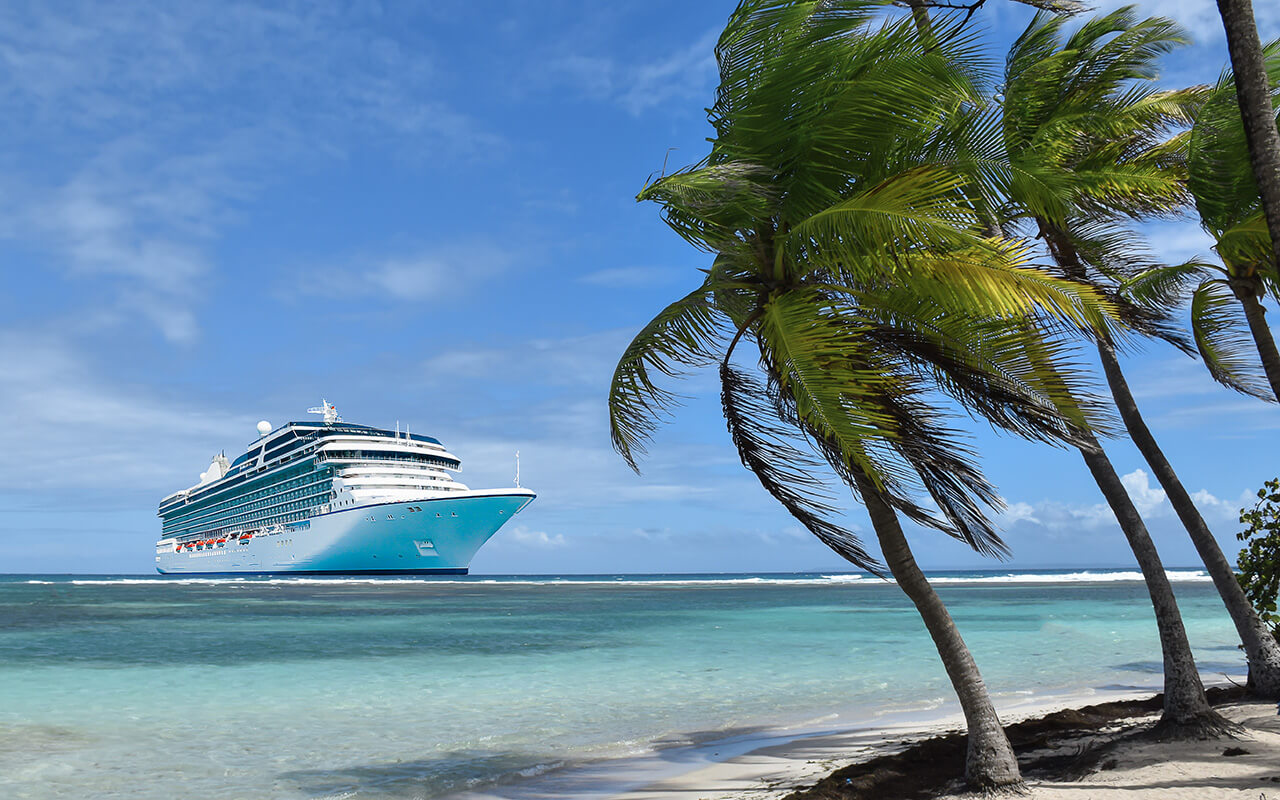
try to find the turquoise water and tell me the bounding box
[0,571,1242,799]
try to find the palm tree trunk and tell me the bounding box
[907,0,935,42]
[1216,0,1280,271]
[1230,276,1280,402]
[1096,337,1280,696]
[1074,432,1231,735]
[852,469,1023,789]
[1039,218,1238,729]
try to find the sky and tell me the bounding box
[2,0,1280,575]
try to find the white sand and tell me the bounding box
[607,691,1280,800]
[457,684,1270,800]
[998,700,1280,800]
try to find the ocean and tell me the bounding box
[0,570,1243,799]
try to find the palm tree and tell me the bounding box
[609,1,1119,787]
[1181,42,1280,402]
[1215,0,1280,274]
[975,8,1239,730]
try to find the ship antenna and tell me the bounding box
[515,450,520,488]
[307,399,340,425]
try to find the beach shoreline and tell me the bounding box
[452,676,1250,800]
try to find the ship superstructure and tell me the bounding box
[155,402,534,574]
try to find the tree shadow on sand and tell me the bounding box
[785,686,1248,800]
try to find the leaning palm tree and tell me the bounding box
[609,1,1120,787]
[967,7,1241,730]
[1182,41,1280,402]
[1215,0,1280,273]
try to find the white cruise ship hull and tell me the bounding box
[155,489,534,575]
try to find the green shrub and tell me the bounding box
[1238,478,1280,636]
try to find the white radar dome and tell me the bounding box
[257,420,273,436]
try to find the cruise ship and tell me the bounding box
[155,402,535,574]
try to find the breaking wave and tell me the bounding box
[17,569,1211,587]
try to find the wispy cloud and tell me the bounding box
[0,134,259,342]
[541,28,719,115]
[0,1,501,340]
[616,29,720,114]
[1091,0,1280,43]
[422,329,637,388]
[0,2,494,153]
[0,329,251,493]
[506,525,568,548]
[303,242,517,302]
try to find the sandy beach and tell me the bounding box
[592,686,1279,800]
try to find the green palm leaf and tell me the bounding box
[1120,259,1216,310]
[1190,278,1276,401]
[755,288,1010,555]
[1187,41,1280,240]
[720,362,882,571]
[1216,214,1277,275]
[609,280,729,471]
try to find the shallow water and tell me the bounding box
[0,571,1240,799]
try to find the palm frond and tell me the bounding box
[637,161,776,253]
[609,280,729,471]
[756,288,1011,556]
[1003,8,1194,229]
[1190,278,1277,401]
[1187,40,1280,237]
[1049,219,1197,352]
[1120,260,1217,309]
[1215,213,1276,273]
[1010,0,1085,12]
[865,246,1118,336]
[709,2,992,224]
[784,165,987,262]
[825,286,1112,444]
[720,362,883,572]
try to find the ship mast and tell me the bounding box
[307,399,341,425]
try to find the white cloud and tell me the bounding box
[617,29,720,115]
[1001,501,1040,525]
[0,2,493,152]
[0,134,258,341]
[1121,468,1168,517]
[0,1,501,340]
[422,329,636,387]
[0,330,251,492]
[1154,398,1280,431]
[1002,469,1249,536]
[506,526,567,548]
[306,242,515,302]
[1076,1,1278,46]
[542,28,719,116]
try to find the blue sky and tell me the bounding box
[2,0,1280,575]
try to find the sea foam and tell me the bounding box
[20,569,1213,587]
